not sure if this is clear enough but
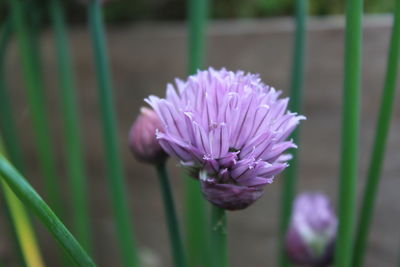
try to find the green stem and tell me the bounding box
[155,163,186,267]
[0,19,24,172]
[211,206,228,267]
[87,1,138,266]
[278,0,307,266]
[8,0,63,216]
[184,179,209,267]
[186,1,210,266]
[187,0,209,74]
[353,1,400,266]
[48,0,92,252]
[0,154,96,266]
[335,0,363,266]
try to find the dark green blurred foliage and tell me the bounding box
[0,0,397,24]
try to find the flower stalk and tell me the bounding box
[335,0,363,266]
[186,0,210,266]
[211,206,228,267]
[353,1,400,266]
[48,0,92,252]
[188,0,208,74]
[87,0,138,266]
[155,163,186,267]
[279,0,308,266]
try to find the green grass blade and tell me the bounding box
[185,1,210,266]
[335,0,363,266]
[8,0,63,216]
[48,0,92,252]
[0,153,96,267]
[87,1,138,266]
[353,1,400,266]
[278,0,308,266]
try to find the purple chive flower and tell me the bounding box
[129,107,167,165]
[285,193,337,266]
[146,68,304,210]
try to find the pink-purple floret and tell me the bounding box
[146,68,305,210]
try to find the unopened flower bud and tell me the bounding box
[129,107,167,164]
[285,193,337,266]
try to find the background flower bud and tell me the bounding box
[285,193,337,266]
[129,107,167,164]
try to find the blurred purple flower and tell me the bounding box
[146,68,304,210]
[285,193,337,266]
[129,107,167,165]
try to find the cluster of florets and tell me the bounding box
[140,68,304,210]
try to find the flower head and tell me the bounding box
[285,193,337,266]
[146,68,304,210]
[129,107,167,165]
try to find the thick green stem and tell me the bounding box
[211,206,228,267]
[353,1,400,266]
[8,0,63,216]
[48,0,92,252]
[187,0,209,74]
[278,0,307,266]
[185,1,210,266]
[184,179,209,267]
[155,163,186,267]
[335,0,363,266]
[87,1,138,266]
[0,154,96,267]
